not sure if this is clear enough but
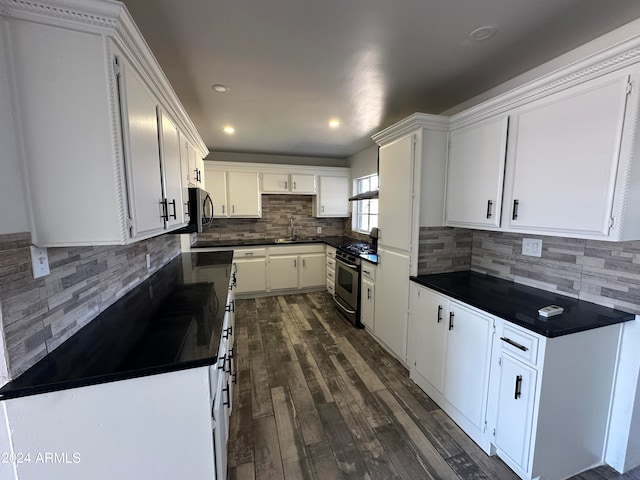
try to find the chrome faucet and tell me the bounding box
[290,216,296,239]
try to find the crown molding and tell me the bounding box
[372,112,450,146]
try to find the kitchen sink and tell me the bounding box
[273,237,318,243]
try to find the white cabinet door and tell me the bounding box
[444,301,493,430]
[205,169,229,218]
[269,255,299,290]
[261,173,290,193]
[234,258,266,294]
[494,353,537,473]
[314,176,349,217]
[179,134,192,221]
[506,73,630,236]
[228,171,261,217]
[408,284,448,393]
[158,109,185,228]
[361,276,375,330]
[195,155,205,190]
[213,367,229,480]
[119,57,164,238]
[299,253,326,288]
[373,247,410,361]
[291,174,316,194]
[446,116,509,228]
[378,135,414,251]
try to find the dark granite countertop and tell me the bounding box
[0,251,234,400]
[411,271,635,338]
[193,236,379,264]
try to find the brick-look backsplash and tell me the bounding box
[417,227,640,315]
[198,195,346,242]
[417,227,473,274]
[0,232,182,378]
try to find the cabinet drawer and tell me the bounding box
[361,263,376,280]
[326,269,335,283]
[326,247,336,259]
[326,257,336,270]
[499,323,539,366]
[327,280,335,296]
[234,248,266,258]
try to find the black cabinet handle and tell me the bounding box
[223,383,230,407]
[160,199,169,221]
[486,200,493,219]
[514,375,523,400]
[448,312,454,331]
[170,199,177,219]
[500,336,528,351]
[225,300,235,313]
[226,355,232,374]
[218,353,226,370]
[437,305,443,323]
[185,200,191,217]
[512,199,519,220]
[367,287,371,300]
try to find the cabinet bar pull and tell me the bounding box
[225,300,235,313]
[218,353,226,370]
[500,336,528,351]
[303,259,306,268]
[437,305,443,323]
[293,181,297,190]
[294,259,297,268]
[160,199,169,221]
[222,205,225,215]
[170,199,177,219]
[232,205,235,214]
[514,375,523,400]
[448,312,454,330]
[486,200,493,219]
[367,287,371,300]
[223,383,230,407]
[512,199,519,220]
[285,180,288,189]
[185,201,191,217]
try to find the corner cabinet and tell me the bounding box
[2,0,207,247]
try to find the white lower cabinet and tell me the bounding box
[233,249,267,295]
[267,245,326,291]
[360,263,376,330]
[408,281,623,480]
[269,255,300,291]
[408,283,494,450]
[299,253,326,288]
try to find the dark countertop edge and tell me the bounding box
[0,356,218,401]
[410,274,635,338]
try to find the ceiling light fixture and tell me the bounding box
[329,119,340,128]
[212,84,230,93]
[223,126,235,134]
[468,26,497,42]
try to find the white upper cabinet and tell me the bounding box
[261,172,316,194]
[446,116,509,229]
[2,0,206,246]
[504,72,630,238]
[313,175,349,217]
[158,108,185,228]
[204,167,229,218]
[227,171,262,217]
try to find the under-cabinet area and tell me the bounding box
[408,272,633,480]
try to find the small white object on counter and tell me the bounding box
[538,305,564,317]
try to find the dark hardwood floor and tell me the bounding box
[227,291,639,480]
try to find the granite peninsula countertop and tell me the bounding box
[0,251,234,400]
[411,271,635,338]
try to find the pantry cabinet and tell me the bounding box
[2,0,207,246]
[445,115,508,228]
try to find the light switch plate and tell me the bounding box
[30,246,50,279]
[522,238,542,257]
[316,226,322,234]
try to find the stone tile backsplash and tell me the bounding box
[0,232,181,378]
[418,228,640,315]
[198,195,346,242]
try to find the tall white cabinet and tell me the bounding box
[370,114,449,364]
[2,0,208,247]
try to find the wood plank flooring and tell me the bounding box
[227,291,640,480]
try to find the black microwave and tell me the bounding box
[182,187,213,233]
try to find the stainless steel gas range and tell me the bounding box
[333,243,377,328]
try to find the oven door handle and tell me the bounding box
[338,260,359,269]
[334,296,357,314]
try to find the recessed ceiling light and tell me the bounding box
[223,126,235,134]
[212,84,230,93]
[329,119,340,128]
[468,26,497,42]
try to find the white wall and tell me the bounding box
[207,150,347,167]
[0,21,28,235]
[347,144,378,181]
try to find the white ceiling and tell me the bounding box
[120,0,640,159]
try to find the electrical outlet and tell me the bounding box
[316,226,322,234]
[146,253,151,270]
[30,246,50,279]
[522,238,542,257]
